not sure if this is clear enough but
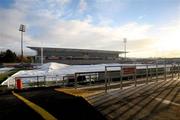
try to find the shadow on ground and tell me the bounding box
[0,87,107,120]
[87,79,180,120]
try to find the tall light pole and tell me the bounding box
[123,38,127,60]
[41,47,43,65]
[19,24,25,63]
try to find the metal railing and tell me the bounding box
[11,63,180,90]
[104,64,180,92]
[14,75,65,89]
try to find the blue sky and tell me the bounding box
[0,0,14,8]
[0,0,180,57]
[1,0,179,25]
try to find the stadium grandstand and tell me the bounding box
[28,46,126,65]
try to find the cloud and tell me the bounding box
[0,0,156,58]
[154,20,180,51]
[1,0,180,58]
[0,6,27,54]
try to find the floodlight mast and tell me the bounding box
[19,24,25,63]
[41,47,43,65]
[123,38,127,60]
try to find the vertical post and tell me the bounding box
[156,63,158,82]
[14,78,17,89]
[120,66,123,89]
[146,65,148,84]
[109,76,112,90]
[94,73,97,84]
[56,75,58,85]
[89,75,91,85]
[75,73,77,89]
[123,38,127,60]
[174,65,176,76]
[21,31,23,63]
[150,67,152,81]
[110,77,112,84]
[178,64,180,79]
[37,76,39,87]
[164,62,167,81]
[176,65,177,77]
[108,76,111,85]
[7,78,10,87]
[62,76,65,87]
[105,66,108,93]
[134,67,137,87]
[19,24,25,63]
[44,76,46,86]
[41,47,43,65]
[172,64,174,80]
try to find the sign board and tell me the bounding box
[122,67,136,75]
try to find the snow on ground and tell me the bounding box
[1,62,171,88]
[1,62,68,87]
[40,62,69,71]
[1,62,128,87]
[0,67,14,74]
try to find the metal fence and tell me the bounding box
[14,75,65,89]
[104,64,180,92]
[12,63,180,90]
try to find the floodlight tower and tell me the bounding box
[123,38,127,60]
[19,24,25,63]
[41,47,43,65]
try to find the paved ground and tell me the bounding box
[0,93,43,120]
[86,79,180,120]
[0,77,179,120]
[0,88,106,120]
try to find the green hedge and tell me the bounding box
[0,68,22,84]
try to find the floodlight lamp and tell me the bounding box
[19,24,25,32]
